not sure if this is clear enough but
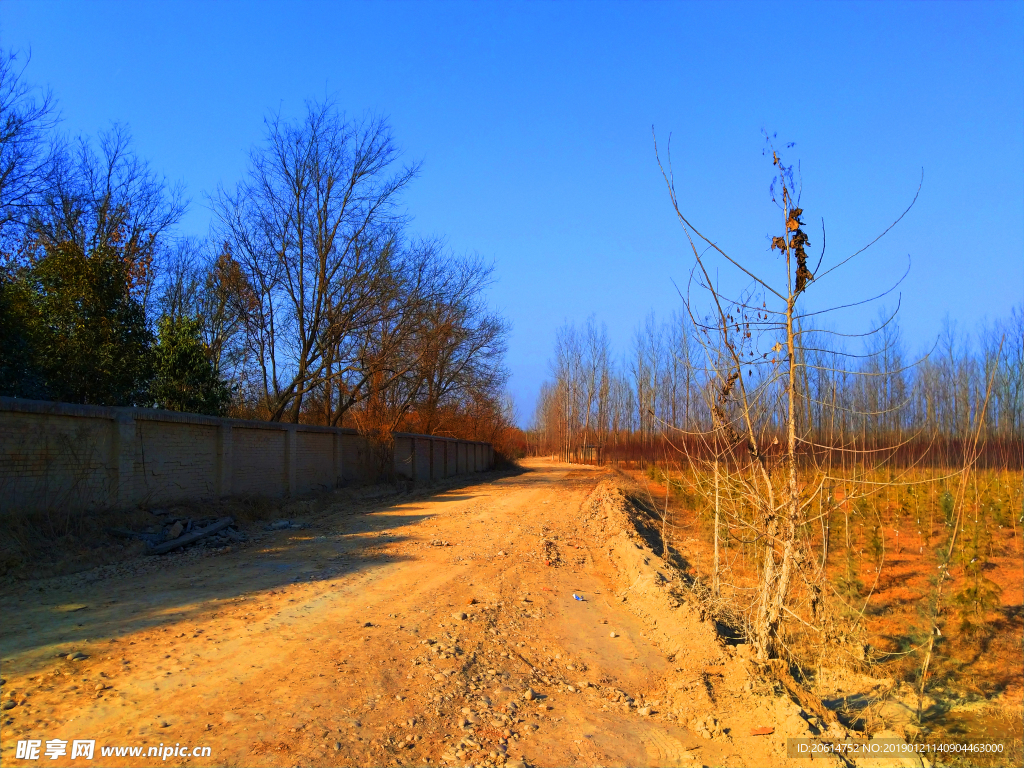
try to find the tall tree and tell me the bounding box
[214,99,419,423]
[23,239,153,405]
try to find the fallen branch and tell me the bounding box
[147,517,235,555]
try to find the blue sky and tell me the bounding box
[3,1,1022,424]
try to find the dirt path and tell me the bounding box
[0,461,841,768]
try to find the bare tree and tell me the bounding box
[655,132,923,660]
[30,124,186,311]
[0,48,58,255]
[408,255,510,437]
[156,237,256,381]
[214,99,418,423]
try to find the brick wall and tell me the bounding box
[0,397,493,516]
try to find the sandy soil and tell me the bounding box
[0,461,844,768]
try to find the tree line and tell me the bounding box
[0,49,516,456]
[531,305,1022,467]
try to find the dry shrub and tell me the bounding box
[0,504,156,580]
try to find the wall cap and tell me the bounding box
[0,396,491,446]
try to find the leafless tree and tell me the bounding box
[156,237,256,379]
[0,48,58,257]
[654,131,929,660]
[30,124,186,310]
[408,255,510,437]
[213,99,418,423]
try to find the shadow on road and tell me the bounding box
[0,466,531,672]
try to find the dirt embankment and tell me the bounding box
[1,462,868,768]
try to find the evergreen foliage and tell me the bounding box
[151,315,231,415]
[2,240,153,405]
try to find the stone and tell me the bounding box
[166,521,184,540]
[638,706,652,716]
[94,683,105,691]
[524,688,535,701]
[609,631,617,638]
[453,612,468,621]
[1,701,15,710]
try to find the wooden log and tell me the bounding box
[147,517,235,555]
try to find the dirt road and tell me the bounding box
[0,461,839,767]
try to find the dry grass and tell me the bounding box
[625,464,1023,765]
[0,493,286,582]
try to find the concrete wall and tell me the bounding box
[0,397,493,516]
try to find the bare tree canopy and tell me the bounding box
[210,98,512,444]
[30,124,187,309]
[0,49,57,254]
